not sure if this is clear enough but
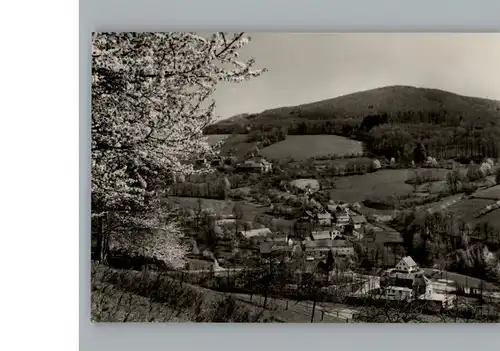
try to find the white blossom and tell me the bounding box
[92,32,266,267]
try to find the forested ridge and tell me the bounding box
[205,85,500,161]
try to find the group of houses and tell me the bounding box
[236,157,273,174]
[250,200,373,263]
[303,201,367,228]
[353,256,456,309]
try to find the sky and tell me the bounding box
[211,33,500,120]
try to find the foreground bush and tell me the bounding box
[91,263,268,322]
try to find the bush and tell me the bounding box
[91,264,267,322]
[407,169,443,185]
[462,182,478,196]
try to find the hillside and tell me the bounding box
[206,86,500,161]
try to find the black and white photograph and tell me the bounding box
[91,32,500,323]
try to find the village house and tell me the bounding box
[303,239,354,260]
[335,210,350,227]
[303,209,332,227]
[395,256,419,273]
[236,157,272,174]
[383,286,414,301]
[238,227,272,239]
[316,212,332,226]
[311,228,343,241]
[304,240,331,260]
[361,223,404,267]
[260,235,295,255]
[311,230,332,241]
[330,240,355,258]
[351,214,367,229]
[194,157,209,168]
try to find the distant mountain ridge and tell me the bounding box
[208,85,500,132]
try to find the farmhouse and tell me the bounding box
[311,230,332,240]
[395,256,419,273]
[259,241,294,255]
[359,224,404,268]
[383,286,414,301]
[335,210,351,227]
[330,240,355,258]
[311,229,343,241]
[316,212,332,226]
[351,215,367,229]
[304,240,332,259]
[236,157,272,174]
[303,239,354,259]
[238,227,272,239]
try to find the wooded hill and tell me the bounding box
[205,86,500,161]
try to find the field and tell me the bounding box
[259,135,363,161]
[204,134,231,146]
[471,208,500,229]
[472,185,500,200]
[444,198,497,222]
[204,134,258,158]
[327,168,450,204]
[166,196,267,222]
[289,178,320,191]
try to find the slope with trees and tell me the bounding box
[205,85,500,162]
[91,32,266,269]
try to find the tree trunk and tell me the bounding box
[95,213,110,266]
[310,297,317,323]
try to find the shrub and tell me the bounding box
[462,182,478,196]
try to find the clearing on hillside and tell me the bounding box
[471,208,500,229]
[204,134,231,146]
[259,135,363,161]
[166,196,266,222]
[289,179,320,192]
[472,185,500,200]
[327,168,449,204]
[444,198,497,222]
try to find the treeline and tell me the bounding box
[205,109,500,161]
[247,126,287,148]
[278,158,379,179]
[312,152,367,161]
[169,180,229,200]
[393,209,500,281]
[92,263,268,322]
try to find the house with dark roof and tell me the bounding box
[351,215,367,229]
[259,241,294,255]
[316,212,332,226]
[237,157,272,174]
[330,240,355,258]
[303,239,354,260]
[238,227,273,239]
[311,230,332,241]
[360,224,404,268]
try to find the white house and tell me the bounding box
[336,211,351,227]
[395,256,419,273]
[384,286,414,301]
[312,230,332,240]
[316,212,332,226]
[238,228,272,239]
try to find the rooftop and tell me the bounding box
[317,212,332,219]
[401,256,417,267]
[239,228,272,238]
[304,239,353,249]
[351,215,367,223]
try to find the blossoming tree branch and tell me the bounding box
[91,32,267,268]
